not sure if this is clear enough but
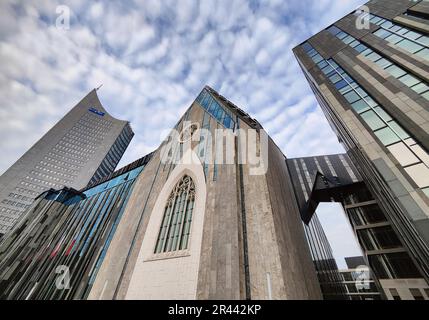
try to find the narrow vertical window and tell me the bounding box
[155,175,195,253]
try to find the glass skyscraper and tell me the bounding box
[0,89,134,237]
[293,0,429,299]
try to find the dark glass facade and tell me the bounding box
[287,154,361,299]
[342,188,424,284]
[0,154,151,299]
[89,123,134,185]
[287,151,427,299]
[304,217,348,299]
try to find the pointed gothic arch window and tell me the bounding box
[154,175,195,253]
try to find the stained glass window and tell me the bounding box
[154,175,195,253]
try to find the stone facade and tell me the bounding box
[87,87,322,300]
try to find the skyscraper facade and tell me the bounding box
[293,0,429,297]
[288,152,429,299]
[0,90,134,236]
[288,153,363,300]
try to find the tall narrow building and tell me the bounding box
[0,89,134,236]
[293,0,429,297]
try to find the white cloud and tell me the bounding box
[89,2,104,19]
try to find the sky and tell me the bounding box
[0,0,365,268]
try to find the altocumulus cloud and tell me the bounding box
[0,0,364,265]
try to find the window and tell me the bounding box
[328,25,429,100]
[366,52,382,62]
[223,116,232,128]
[367,13,429,60]
[154,175,195,253]
[372,226,402,249]
[360,204,388,225]
[375,58,392,69]
[355,44,368,53]
[370,15,382,24]
[334,80,348,90]
[398,74,420,87]
[329,73,342,83]
[361,110,386,130]
[337,31,347,39]
[374,127,401,146]
[343,35,355,44]
[373,107,392,122]
[385,34,403,44]
[416,48,429,60]
[385,65,406,78]
[344,91,361,104]
[397,39,423,54]
[374,28,391,39]
[385,252,422,278]
[412,82,429,94]
[358,226,402,251]
[339,84,352,95]
[312,54,323,64]
[196,89,235,129]
[388,121,409,140]
[404,31,421,41]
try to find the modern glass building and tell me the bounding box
[288,153,366,299]
[0,89,134,236]
[0,154,152,299]
[303,218,348,300]
[293,0,429,299]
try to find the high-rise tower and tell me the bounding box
[0,89,134,235]
[293,0,429,298]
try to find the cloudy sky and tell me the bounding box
[0,0,364,267]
